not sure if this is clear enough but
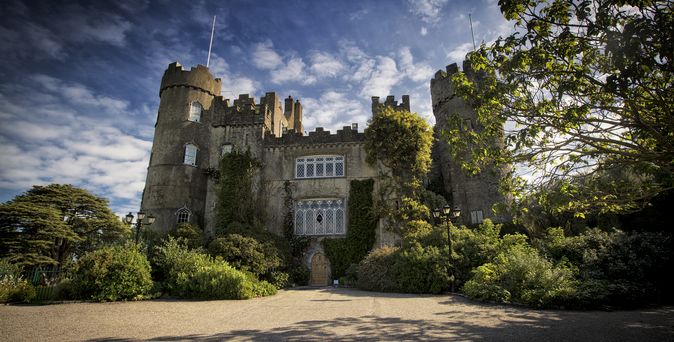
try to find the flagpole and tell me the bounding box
[206,15,216,67]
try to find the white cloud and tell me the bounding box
[0,75,152,213]
[207,54,258,97]
[407,0,448,24]
[446,42,474,63]
[360,56,402,98]
[252,41,283,70]
[301,91,368,132]
[309,51,344,78]
[398,47,435,83]
[420,27,428,36]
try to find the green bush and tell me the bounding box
[462,239,577,308]
[357,246,399,292]
[208,234,282,276]
[452,219,502,287]
[72,245,153,302]
[169,223,204,249]
[153,237,276,299]
[288,264,310,286]
[263,271,290,289]
[0,260,36,303]
[540,227,673,307]
[0,276,36,303]
[356,244,449,294]
[393,243,449,294]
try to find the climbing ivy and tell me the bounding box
[323,179,377,279]
[215,150,261,234]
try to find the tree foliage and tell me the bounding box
[365,107,434,193]
[448,0,674,215]
[0,184,129,267]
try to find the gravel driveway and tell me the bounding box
[2,287,673,341]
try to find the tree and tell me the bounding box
[365,107,434,194]
[0,184,130,267]
[447,0,673,216]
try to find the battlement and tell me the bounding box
[160,62,222,97]
[431,60,475,86]
[264,126,364,147]
[371,95,410,116]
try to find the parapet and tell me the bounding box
[431,60,475,86]
[264,126,365,147]
[160,62,222,97]
[371,95,410,116]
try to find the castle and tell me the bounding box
[141,61,504,285]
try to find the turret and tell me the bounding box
[371,95,410,116]
[141,62,222,232]
[429,60,506,225]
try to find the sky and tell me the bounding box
[0,0,512,217]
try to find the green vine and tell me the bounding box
[323,179,377,279]
[215,150,261,234]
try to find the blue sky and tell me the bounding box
[0,0,512,216]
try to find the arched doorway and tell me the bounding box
[310,252,329,286]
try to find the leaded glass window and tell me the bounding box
[294,199,345,236]
[295,155,345,179]
[176,207,191,223]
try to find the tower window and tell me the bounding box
[184,144,198,166]
[189,101,203,122]
[176,207,191,223]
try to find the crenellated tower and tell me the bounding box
[371,95,410,116]
[141,62,222,231]
[430,61,506,225]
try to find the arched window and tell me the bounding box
[184,144,198,166]
[189,101,203,122]
[176,207,191,223]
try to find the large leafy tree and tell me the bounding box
[365,107,434,194]
[0,184,130,267]
[447,0,673,215]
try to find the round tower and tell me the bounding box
[141,62,222,232]
[430,61,506,225]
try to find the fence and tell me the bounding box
[25,267,64,302]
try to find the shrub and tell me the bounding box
[169,223,203,249]
[0,276,36,303]
[208,234,282,276]
[452,219,502,287]
[72,245,153,302]
[263,271,289,290]
[393,243,449,294]
[357,246,399,292]
[288,264,310,286]
[462,240,577,308]
[0,261,36,303]
[153,237,276,299]
[356,244,449,294]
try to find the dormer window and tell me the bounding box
[184,143,198,166]
[189,101,203,122]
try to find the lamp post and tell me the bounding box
[124,211,156,244]
[432,204,461,292]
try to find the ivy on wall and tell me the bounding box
[323,179,377,279]
[215,150,261,234]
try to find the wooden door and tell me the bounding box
[310,253,329,286]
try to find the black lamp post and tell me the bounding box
[432,204,461,292]
[124,211,156,244]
